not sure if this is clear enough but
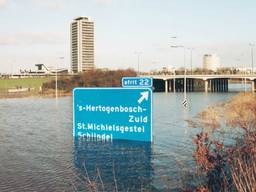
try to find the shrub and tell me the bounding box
[42,68,137,92]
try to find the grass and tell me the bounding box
[0,77,53,90]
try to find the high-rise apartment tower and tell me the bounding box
[71,17,94,73]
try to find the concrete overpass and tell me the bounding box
[140,74,256,93]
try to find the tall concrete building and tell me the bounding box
[70,17,94,73]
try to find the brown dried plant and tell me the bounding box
[186,106,221,131]
[224,93,256,130]
[188,93,256,192]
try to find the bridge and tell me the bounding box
[140,74,256,93]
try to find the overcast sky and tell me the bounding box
[0,0,256,73]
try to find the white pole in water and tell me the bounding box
[183,47,186,104]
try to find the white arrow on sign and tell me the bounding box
[138,91,149,104]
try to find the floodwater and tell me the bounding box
[0,87,243,191]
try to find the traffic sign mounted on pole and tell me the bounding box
[122,77,153,88]
[73,88,152,142]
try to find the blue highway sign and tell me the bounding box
[122,77,153,88]
[73,88,152,142]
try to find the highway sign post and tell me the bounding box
[122,77,153,88]
[73,88,152,142]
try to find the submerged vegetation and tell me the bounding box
[187,93,256,191]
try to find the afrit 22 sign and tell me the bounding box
[122,77,153,88]
[73,88,152,142]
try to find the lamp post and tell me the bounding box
[171,45,187,107]
[170,36,177,92]
[134,52,142,75]
[235,57,247,92]
[188,48,194,75]
[249,43,255,74]
[243,60,247,92]
[11,59,14,78]
[56,57,64,101]
[55,62,58,100]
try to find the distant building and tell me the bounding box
[20,64,68,76]
[70,17,95,73]
[203,54,220,71]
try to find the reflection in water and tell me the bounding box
[73,137,154,191]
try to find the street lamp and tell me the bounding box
[170,45,187,107]
[249,43,255,74]
[188,48,194,75]
[134,52,142,75]
[56,57,64,101]
[237,58,246,91]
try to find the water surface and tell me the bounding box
[0,92,237,191]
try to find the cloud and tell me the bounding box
[0,0,110,10]
[30,0,65,11]
[94,0,113,6]
[0,0,8,8]
[0,32,66,45]
[0,0,65,10]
